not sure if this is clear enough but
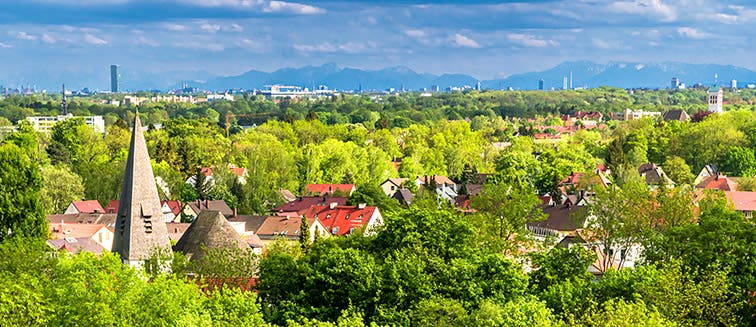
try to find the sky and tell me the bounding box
[2,0,756,85]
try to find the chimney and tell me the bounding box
[204,199,209,208]
[329,202,337,209]
[233,207,237,217]
[580,189,586,200]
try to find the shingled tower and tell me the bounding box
[111,112,172,267]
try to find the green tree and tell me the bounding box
[0,142,47,241]
[39,165,85,215]
[721,146,756,177]
[662,156,694,185]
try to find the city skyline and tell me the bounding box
[2,0,756,85]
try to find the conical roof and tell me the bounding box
[111,113,172,265]
[173,210,248,261]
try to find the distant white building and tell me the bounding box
[611,108,661,121]
[207,93,235,102]
[26,114,105,134]
[708,86,723,113]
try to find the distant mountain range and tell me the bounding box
[5,61,756,92]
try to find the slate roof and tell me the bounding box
[173,210,248,261]
[166,222,191,241]
[638,163,674,185]
[227,215,269,233]
[392,188,414,207]
[272,196,348,213]
[70,200,105,214]
[662,110,690,122]
[187,200,234,217]
[527,204,589,232]
[47,238,106,255]
[46,213,117,226]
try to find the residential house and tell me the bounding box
[527,202,589,241]
[415,175,458,203]
[161,200,183,222]
[173,211,249,261]
[724,191,756,219]
[166,222,191,243]
[255,215,329,246]
[64,200,105,214]
[611,108,662,121]
[696,175,738,191]
[47,238,107,255]
[279,189,297,203]
[49,222,114,252]
[392,188,414,207]
[638,163,675,187]
[304,184,356,196]
[227,214,269,253]
[380,178,408,197]
[694,164,720,185]
[46,213,117,227]
[272,196,349,214]
[185,164,249,187]
[298,204,384,237]
[662,109,690,122]
[181,199,234,222]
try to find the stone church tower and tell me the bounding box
[111,113,172,267]
[708,85,723,113]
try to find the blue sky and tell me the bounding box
[1,0,756,85]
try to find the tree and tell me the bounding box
[299,216,311,252]
[0,142,47,241]
[469,182,544,254]
[662,155,694,185]
[721,146,756,177]
[39,165,85,215]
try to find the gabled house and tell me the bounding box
[272,196,349,213]
[161,200,183,222]
[298,204,384,236]
[47,237,107,255]
[181,199,234,222]
[724,191,756,219]
[279,189,297,203]
[49,223,114,251]
[527,203,589,241]
[173,210,249,261]
[166,222,191,242]
[64,200,105,215]
[392,188,414,207]
[662,109,690,122]
[380,178,408,197]
[696,175,738,191]
[694,164,719,185]
[46,213,117,227]
[255,216,329,245]
[415,175,458,203]
[304,184,356,196]
[638,163,675,187]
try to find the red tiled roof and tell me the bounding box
[105,200,119,214]
[229,167,246,177]
[724,191,756,211]
[561,172,583,185]
[71,200,105,214]
[696,176,737,191]
[256,216,318,240]
[305,184,355,195]
[300,205,377,236]
[162,200,183,216]
[272,196,348,213]
[50,223,110,239]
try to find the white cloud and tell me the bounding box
[404,29,427,38]
[136,36,159,47]
[165,23,187,31]
[84,34,107,45]
[16,32,37,41]
[200,23,222,32]
[609,0,677,22]
[41,33,56,44]
[264,1,323,14]
[0,42,11,48]
[507,33,556,48]
[451,33,480,48]
[293,42,337,53]
[677,27,709,39]
[229,24,243,32]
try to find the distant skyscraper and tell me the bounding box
[563,76,568,90]
[569,70,573,89]
[671,77,679,89]
[61,84,67,115]
[110,65,120,93]
[731,79,737,89]
[538,79,544,90]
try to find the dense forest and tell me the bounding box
[0,89,754,326]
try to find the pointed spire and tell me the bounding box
[111,112,172,266]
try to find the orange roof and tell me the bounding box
[300,205,378,236]
[724,191,756,211]
[50,223,110,239]
[696,175,737,191]
[161,200,183,216]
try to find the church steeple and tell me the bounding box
[111,113,172,266]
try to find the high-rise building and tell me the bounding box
[731,79,737,89]
[671,77,679,89]
[110,65,120,93]
[538,79,544,90]
[111,113,172,267]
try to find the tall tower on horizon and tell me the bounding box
[110,64,120,93]
[111,112,172,267]
[61,84,68,116]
